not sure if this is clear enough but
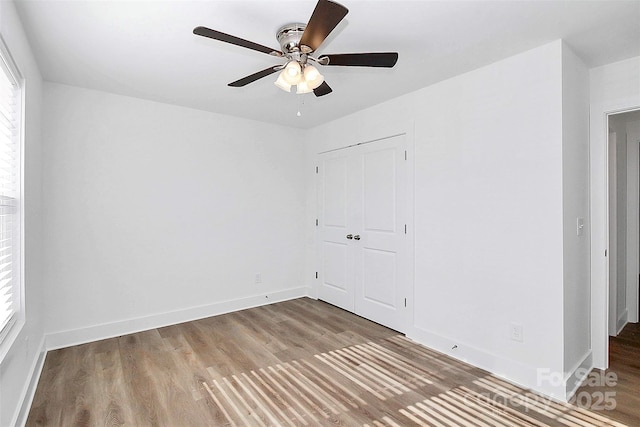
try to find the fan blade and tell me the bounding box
[319,52,398,67]
[300,0,349,52]
[228,67,280,87]
[194,26,282,56]
[313,81,333,97]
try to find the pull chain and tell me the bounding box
[296,93,306,117]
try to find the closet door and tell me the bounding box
[318,134,409,332]
[318,151,356,312]
[353,135,408,332]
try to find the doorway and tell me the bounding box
[607,109,640,338]
[316,134,411,333]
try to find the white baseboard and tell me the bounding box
[46,286,310,350]
[306,282,319,300]
[564,350,593,400]
[616,309,628,335]
[12,336,47,427]
[406,326,568,402]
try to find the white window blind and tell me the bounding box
[0,40,21,345]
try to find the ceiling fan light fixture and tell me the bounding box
[303,64,324,90]
[275,61,324,94]
[282,61,303,85]
[274,72,292,92]
[296,80,313,94]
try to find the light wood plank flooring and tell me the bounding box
[27,298,637,426]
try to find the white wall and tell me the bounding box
[42,83,307,347]
[0,1,44,426]
[306,40,587,400]
[412,41,566,400]
[561,45,590,397]
[590,56,640,368]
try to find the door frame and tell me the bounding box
[314,128,415,334]
[592,106,640,369]
[607,129,619,336]
[608,111,640,337]
[630,139,640,324]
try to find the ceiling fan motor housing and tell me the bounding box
[276,23,309,54]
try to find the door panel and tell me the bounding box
[323,157,348,227]
[318,134,408,332]
[363,148,396,232]
[362,248,397,308]
[318,154,354,311]
[322,242,348,291]
[355,136,407,331]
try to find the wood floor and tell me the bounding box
[27,298,637,426]
[574,322,640,426]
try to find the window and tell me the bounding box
[0,35,22,356]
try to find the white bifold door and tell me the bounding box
[317,134,409,332]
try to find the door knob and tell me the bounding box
[354,235,361,240]
[346,234,353,239]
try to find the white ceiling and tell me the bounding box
[14,0,640,129]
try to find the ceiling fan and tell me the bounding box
[193,0,398,97]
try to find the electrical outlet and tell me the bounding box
[255,273,262,283]
[510,322,524,342]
